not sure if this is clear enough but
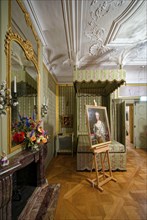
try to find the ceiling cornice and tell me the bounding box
[105,0,145,45]
[24,0,47,46]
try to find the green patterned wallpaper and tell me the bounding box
[77,95,102,134]
[47,72,56,138]
[43,66,56,138]
[43,65,57,162]
[58,85,75,134]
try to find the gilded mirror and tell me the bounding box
[5,0,40,153]
[11,41,38,148]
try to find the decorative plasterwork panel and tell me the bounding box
[90,0,125,19]
[106,0,146,45]
[108,40,147,66]
[85,0,126,56]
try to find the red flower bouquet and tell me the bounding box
[12,131,25,143]
[12,115,48,150]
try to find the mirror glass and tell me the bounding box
[11,0,38,59]
[6,0,40,152]
[11,41,38,148]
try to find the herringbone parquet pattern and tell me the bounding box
[46,139,147,220]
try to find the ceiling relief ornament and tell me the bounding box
[108,40,147,66]
[89,42,112,56]
[123,42,147,65]
[85,19,110,56]
[90,0,125,20]
[84,3,109,58]
[85,0,126,57]
[134,41,147,60]
[85,20,105,42]
[107,49,122,65]
[85,21,111,56]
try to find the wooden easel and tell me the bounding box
[86,100,116,191]
[87,144,117,192]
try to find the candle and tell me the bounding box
[46,98,48,106]
[14,76,17,93]
[34,96,36,105]
[44,96,46,105]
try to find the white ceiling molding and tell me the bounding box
[61,0,73,63]
[18,0,147,83]
[24,0,47,46]
[105,0,145,45]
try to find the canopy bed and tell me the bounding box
[73,69,127,171]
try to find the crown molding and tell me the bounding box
[105,0,145,44]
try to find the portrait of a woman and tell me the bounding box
[93,111,106,143]
[86,105,111,147]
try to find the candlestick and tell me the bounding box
[46,98,48,106]
[0,80,18,115]
[14,76,17,93]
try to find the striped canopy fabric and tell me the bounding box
[73,69,126,96]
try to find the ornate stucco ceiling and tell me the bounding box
[19,0,147,83]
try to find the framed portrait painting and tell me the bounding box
[61,114,73,128]
[86,105,111,148]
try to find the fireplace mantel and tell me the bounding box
[0,144,47,220]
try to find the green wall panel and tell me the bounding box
[59,85,75,134]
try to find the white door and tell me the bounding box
[134,102,147,148]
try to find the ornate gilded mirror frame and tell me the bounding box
[5,0,41,153]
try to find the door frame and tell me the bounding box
[126,103,134,143]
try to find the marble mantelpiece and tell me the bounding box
[0,144,47,220]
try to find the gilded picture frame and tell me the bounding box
[86,105,111,148]
[61,115,73,128]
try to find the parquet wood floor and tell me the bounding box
[46,139,147,220]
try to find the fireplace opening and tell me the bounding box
[12,161,37,220]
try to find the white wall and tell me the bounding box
[125,65,147,84]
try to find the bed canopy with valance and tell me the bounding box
[73,69,127,171]
[73,69,126,137]
[73,69,126,96]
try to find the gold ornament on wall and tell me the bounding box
[5,28,37,68]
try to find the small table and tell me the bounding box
[55,133,74,156]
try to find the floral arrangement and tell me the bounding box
[12,114,48,150]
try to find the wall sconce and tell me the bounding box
[0,80,18,116]
[41,96,48,118]
[41,104,48,118]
